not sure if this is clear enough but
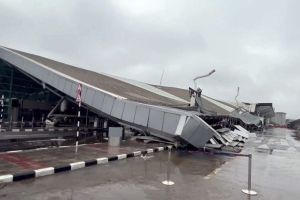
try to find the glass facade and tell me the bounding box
[0,59,59,122]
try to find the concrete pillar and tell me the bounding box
[108,127,122,147]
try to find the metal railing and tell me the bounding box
[161,147,258,196]
[203,148,257,196]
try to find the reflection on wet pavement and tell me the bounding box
[0,128,300,200]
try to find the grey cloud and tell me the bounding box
[0,0,299,118]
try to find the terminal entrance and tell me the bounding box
[0,59,59,126]
[0,59,116,130]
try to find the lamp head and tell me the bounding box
[209,69,216,75]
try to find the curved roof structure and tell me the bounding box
[0,46,224,148]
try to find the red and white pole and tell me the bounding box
[75,84,82,153]
[0,95,4,131]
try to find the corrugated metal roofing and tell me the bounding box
[0,46,224,148]
[7,48,188,107]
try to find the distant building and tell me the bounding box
[288,119,300,130]
[270,112,287,126]
[223,102,275,125]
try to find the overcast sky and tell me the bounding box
[0,0,299,119]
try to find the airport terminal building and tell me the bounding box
[0,46,274,149]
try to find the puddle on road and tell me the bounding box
[164,151,230,177]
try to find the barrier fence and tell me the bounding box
[203,148,257,196]
[161,147,257,196]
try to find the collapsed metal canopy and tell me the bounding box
[0,46,224,148]
[157,86,264,126]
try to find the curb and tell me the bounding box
[1,128,75,133]
[0,127,108,133]
[0,145,172,183]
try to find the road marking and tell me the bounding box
[0,174,13,183]
[70,161,85,170]
[157,147,164,151]
[96,157,108,164]
[117,154,127,160]
[147,149,154,153]
[0,145,171,183]
[133,151,141,156]
[35,167,54,177]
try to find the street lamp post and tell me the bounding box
[190,69,216,113]
[0,95,4,131]
[193,69,216,90]
[235,86,240,109]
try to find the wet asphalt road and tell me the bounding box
[0,128,300,200]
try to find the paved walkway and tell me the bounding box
[249,128,300,152]
[0,141,162,175]
[1,128,300,200]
